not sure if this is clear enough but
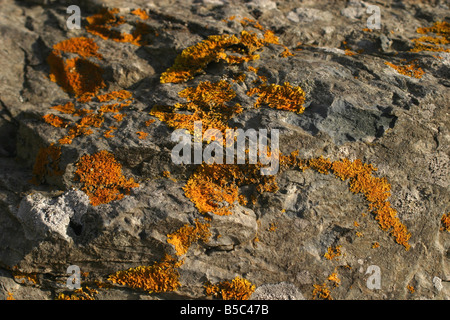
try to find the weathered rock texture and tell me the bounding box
[0,0,449,300]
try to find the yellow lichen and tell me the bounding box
[167,219,211,256]
[108,254,183,293]
[204,276,255,300]
[74,150,139,206]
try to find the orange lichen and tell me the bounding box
[136,131,148,139]
[56,286,98,300]
[159,28,278,84]
[85,8,150,46]
[280,45,294,57]
[131,8,149,20]
[160,34,240,83]
[6,292,15,300]
[167,219,211,256]
[372,242,380,248]
[413,21,450,52]
[312,283,332,300]
[233,73,246,83]
[47,37,106,98]
[240,17,264,31]
[103,126,117,138]
[184,162,278,216]
[267,222,277,232]
[385,60,424,79]
[407,285,415,294]
[247,66,259,74]
[48,54,105,97]
[324,245,342,260]
[12,269,39,285]
[96,90,133,102]
[247,82,306,114]
[74,150,139,206]
[331,158,411,250]
[42,114,68,128]
[184,167,239,216]
[204,276,255,300]
[263,30,280,45]
[308,156,332,174]
[31,143,63,185]
[51,37,103,59]
[113,113,126,122]
[150,80,240,136]
[327,272,340,287]
[440,213,450,232]
[51,102,76,114]
[108,254,183,293]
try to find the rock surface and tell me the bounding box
[0,0,449,300]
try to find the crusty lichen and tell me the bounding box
[312,283,332,300]
[441,212,450,232]
[324,245,342,261]
[56,286,98,300]
[247,82,306,114]
[160,19,287,84]
[385,60,424,79]
[411,21,450,53]
[74,150,139,206]
[108,254,183,293]
[167,219,211,256]
[47,37,106,98]
[204,276,255,300]
[150,80,241,136]
[85,8,151,46]
[184,162,278,216]
[332,158,411,250]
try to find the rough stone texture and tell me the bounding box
[0,0,449,300]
